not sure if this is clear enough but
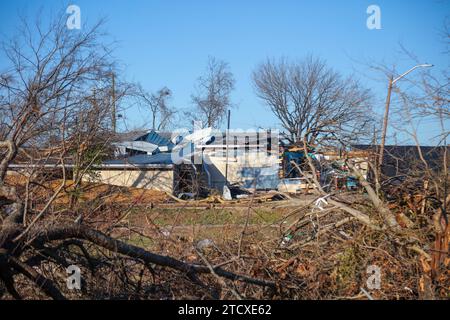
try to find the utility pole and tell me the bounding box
[377,76,393,174]
[225,109,231,183]
[222,110,232,200]
[377,64,433,180]
[111,72,116,133]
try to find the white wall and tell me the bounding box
[203,151,280,190]
[84,169,174,193]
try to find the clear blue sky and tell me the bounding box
[0,0,448,144]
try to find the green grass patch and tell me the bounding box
[138,208,282,226]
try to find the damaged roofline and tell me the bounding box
[95,163,173,169]
[8,163,174,170]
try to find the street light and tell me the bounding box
[377,63,433,176]
[392,64,434,84]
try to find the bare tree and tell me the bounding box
[189,57,235,128]
[0,12,114,175]
[0,11,273,300]
[252,56,373,145]
[135,85,176,130]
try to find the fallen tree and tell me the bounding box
[0,12,275,300]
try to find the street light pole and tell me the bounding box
[377,76,393,174]
[377,64,433,177]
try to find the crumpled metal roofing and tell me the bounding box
[113,141,159,154]
[136,130,175,148]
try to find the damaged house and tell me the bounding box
[85,128,280,196]
[82,130,178,193]
[194,129,280,190]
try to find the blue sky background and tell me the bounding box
[0,0,448,145]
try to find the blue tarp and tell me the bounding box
[284,151,304,177]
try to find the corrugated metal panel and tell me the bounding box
[138,130,174,148]
[114,130,149,142]
[113,141,158,154]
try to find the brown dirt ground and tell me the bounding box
[5,174,169,204]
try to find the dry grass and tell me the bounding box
[2,173,448,300]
